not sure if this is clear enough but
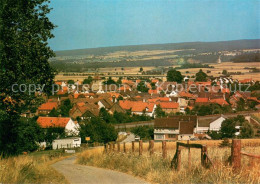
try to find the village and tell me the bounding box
[24,68,260,149]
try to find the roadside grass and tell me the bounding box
[0,150,69,183]
[77,141,260,184]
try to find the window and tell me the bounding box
[168,134,175,138]
[156,135,164,139]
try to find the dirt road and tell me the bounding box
[52,157,149,184]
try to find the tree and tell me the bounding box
[67,80,75,85]
[236,98,246,111]
[0,0,55,155]
[79,117,117,143]
[103,77,117,85]
[44,127,65,148]
[222,70,228,75]
[49,108,59,117]
[137,81,149,92]
[155,105,166,118]
[240,121,254,138]
[83,76,93,84]
[99,107,116,124]
[167,69,183,83]
[139,67,143,72]
[60,99,72,117]
[220,119,237,138]
[195,69,208,82]
[130,126,154,140]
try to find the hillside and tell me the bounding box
[51,39,260,71]
[55,39,260,56]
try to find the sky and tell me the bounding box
[48,0,260,51]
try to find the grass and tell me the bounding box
[77,140,260,184]
[0,150,69,183]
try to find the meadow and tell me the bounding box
[77,139,260,184]
[0,150,69,183]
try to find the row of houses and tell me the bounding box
[154,114,259,141]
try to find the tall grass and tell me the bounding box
[77,141,260,184]
[0,153,68,183]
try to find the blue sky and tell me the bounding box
[48,0,260,51]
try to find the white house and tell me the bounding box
[209,116,226,131]
[52,137,81,150]
[196,115,226,134]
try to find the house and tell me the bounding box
[98,98,114,110]
[37,117,79,136]
[158,102,180,114]
[131,102,156,117]
[108,103,125,114]
[154,116,197,141]
[52,137,81,150]
[196,115,226,134]
[209,98,229,106]
[69,103,99,120]
[195,98,210,106]
[119,100,156,117]
[37,102,58,115]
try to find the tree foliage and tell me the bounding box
[220,119,237,138]
[137,81,149,92]
[166,69,183,83]
[79,117,117,143]
[130,126,154,140]
[0,0,56,155]
[240,121,254,138]
[195,69,208,82]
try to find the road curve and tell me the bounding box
[52,156,149,184]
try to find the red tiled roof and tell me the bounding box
[221,88,230,93]
[38,102,58,111]
[77,102,85,107]
[195,98,209,103]
[37,117,71,128]
[239,79,252,83]
[159,102,179,109]
[131,102,155,113]
[148,89,158,94]
[179,91,194,98]
[119,100,155,112]
[55,81,62,85]
[210,98,229,106]
[151,79,159,83]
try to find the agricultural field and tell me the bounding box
[55,62,260,81]
[77,139,260,184]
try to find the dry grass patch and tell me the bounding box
[0,154,69,183]
[77,144,260,184]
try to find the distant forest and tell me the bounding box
[231,52,260,63]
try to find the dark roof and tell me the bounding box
[198,115,222,127]
[179,121,194,134]
[155,116,197,129]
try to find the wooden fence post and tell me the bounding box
[139,140,143,156]
[201,145,208,168]
[149,140,154,156]
[231,139,241,171]
[123,142,126,153]
[162,141,167,159]
[117,142,120,152]
[112,143,115,152]
[104,144,107,153]
[132,141,135,153]
[187,140,191,169]
[177,149,181,171]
